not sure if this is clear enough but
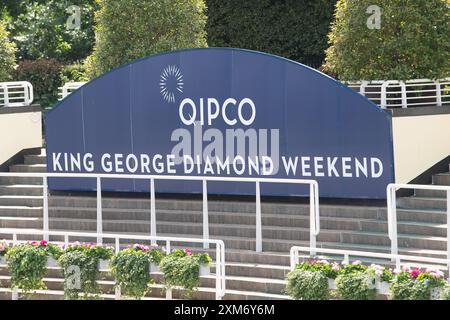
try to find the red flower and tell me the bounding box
[409,268,420,278]
[39,240,48,246]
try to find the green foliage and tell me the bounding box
[8,0,97,63]
[206,0,336,69]
[324,0,450,80]
[159,249,211,298]
[59,61,89,83]
[58,243,113,300]
[14,59,63,109]
[5,241,62,294]
[441,285,450,300]
[286,269,329,300]
[295,260,340,279]
[0,19,16,81]
[335,272,377,300]
[389,268,446,300]
[86,0,208,78]
[110,246,162,299]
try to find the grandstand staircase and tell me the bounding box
[0,148,449,300]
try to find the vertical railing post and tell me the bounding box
[390,186,398,257]
[436,80,442,107]
[447,190,450,263]
[203,180,209,249]
[166,240,172,299]
[115,238,121,300]
[150,178,156,246]
[215,245,220,300]
[310,183,317,256]
[255,181,262,253]
[96,177,103,244]
[43,177,49,241]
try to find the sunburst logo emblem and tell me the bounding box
[160,65,184,104]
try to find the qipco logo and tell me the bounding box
[66,5,81,30]
[366,5,381,30]
[179,98,256,127]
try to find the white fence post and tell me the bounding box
[436,80,442,107]
[43,177,49,241]
[309,183,317,256]
[255,181,262,253]
[150,178,156,246]
[96,177,103,244]
[389,185,398,257]
[203,180,209,249]
[447,190,450,263]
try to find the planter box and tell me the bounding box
[47,257,58,268]
[430,287,442,300]
[327,278,336,290]
[150,263,160,273]
[376,281,390,295]
[0,256,6,265]
[98,260,109,270]
[199,265,210,277]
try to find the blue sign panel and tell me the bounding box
[45,48,394,199]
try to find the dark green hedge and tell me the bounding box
[206,0,337,68]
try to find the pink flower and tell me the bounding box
[40,240,47,246]
[184,249,192,256]
[352,260,362,265]
[409,268,420,278]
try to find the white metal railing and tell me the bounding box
[345,78,450,109]
[0,228,226,300]
[290,246,450,281]
[0,172,320,254]
[387,183,450,261]
[0,81,34,107]
[58,82,86,100]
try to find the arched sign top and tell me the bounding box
[46,47,394,199]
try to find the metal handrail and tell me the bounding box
[58,82,87,100]
[0,228,226,300]
[0,81,34,107]
[0,172,320,254]
[290,246,450,281]
[346,78,450,109]
[386,183,450,262]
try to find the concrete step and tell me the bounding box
[0,196,43,207]
[415,188,447,198]
[397,197,447,210]
[24,155,46,165]
[432,173,450,186]
[340,231,447,251]
[9,164,46,173]
[0,206,42,217]
[0,185,43,196]
[0,216,42,229]
[47,196,385,219]
[0,176,43,185]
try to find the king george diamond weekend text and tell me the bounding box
[51,152,384,179]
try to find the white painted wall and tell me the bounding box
[392,114,450,183]
[0,111,42,166]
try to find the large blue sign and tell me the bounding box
[45,48,394,199]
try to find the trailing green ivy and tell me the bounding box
[286,269,329,300]
[159,249,212,298]
[58,243,113,300]
[110,244,163,299]
[335,271,377,300]
[5,241,62,295]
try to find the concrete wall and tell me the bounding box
[0,107,42,166]
[392,109,450,184]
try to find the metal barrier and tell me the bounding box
[290,246,450,281]
[0,172,320,254]
[0,228,226,300]
[0,82,34,107]
[58,82,86,100]
[346,78,450,109]
[387,183,450,261]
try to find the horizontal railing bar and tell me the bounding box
[291,246,450,265]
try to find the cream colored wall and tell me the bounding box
[393,114,450,183]
[0,111,42,165]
